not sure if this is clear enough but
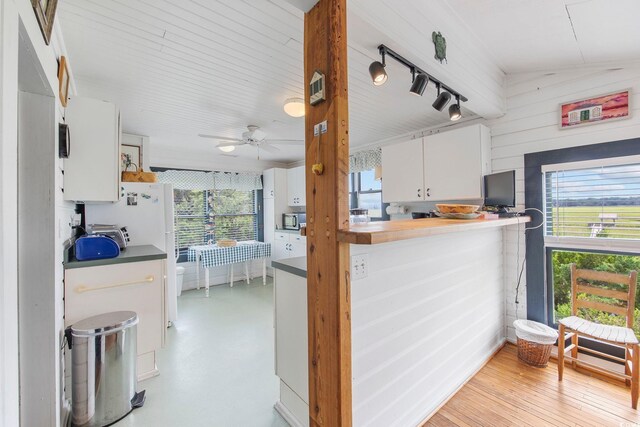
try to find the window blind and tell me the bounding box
[174,189,258,249]
[544,161,640,240]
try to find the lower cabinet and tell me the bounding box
[64,259,166,380]
[274,268,309,427]
[274,231,307,261]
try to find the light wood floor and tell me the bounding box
[426,343,640,427]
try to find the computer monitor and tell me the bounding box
[484,170,515,212]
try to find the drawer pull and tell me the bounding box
[75,275,155,293]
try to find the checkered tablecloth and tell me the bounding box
[187,241,271,268]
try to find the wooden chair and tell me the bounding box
[558,264,639,408]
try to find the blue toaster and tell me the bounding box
[75,235,120,261]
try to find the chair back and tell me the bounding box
[570,263,638,328]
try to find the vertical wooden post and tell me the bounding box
[304,0,351,426]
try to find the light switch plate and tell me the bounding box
[351,254,369,280]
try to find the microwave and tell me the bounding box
[283,213,306,230]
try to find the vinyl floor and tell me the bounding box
[114,277,289,427]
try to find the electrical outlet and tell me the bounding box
[319,120,328,134]
[351,254,369,280]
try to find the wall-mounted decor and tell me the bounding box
[58,56,70,107]
[58,123,70,158]
[309,70,326,105]
[432,31,447,64]
[121,144,141,173]
[31,0,58,45]
[560,89,630,129]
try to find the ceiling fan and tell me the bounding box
[198,125,303,154]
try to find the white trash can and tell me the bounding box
[513,319,558,367]
[176,265,185,296]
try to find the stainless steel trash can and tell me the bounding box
[68,311,144,427]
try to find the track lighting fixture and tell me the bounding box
[449,95,462,121]
[369,48,387,86]
[409,71,429,96]
[432,84,451,111]
[369,44,467,113]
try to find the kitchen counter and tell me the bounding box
[335,216,530,244]
[272,256,307,278]
[64,244,167,269]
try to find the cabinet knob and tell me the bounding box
[270,190,274,196]
[417,189,421,198]
[426,188,431,197]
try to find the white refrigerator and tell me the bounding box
[85,182,178,324]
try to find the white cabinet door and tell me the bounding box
[423,124,489,201]
[263,169,275,199]
[274,232,290,260]
[289,235,306,258]
[287,167,306,206]
[275,269,309,403]
[382,139,425,203]
[64,260,165,357]
[264,198,275,245]
[64,97,121,202]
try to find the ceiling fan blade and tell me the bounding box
[267,139,304,145]
[198,134,242,141]
[259,143,280,153]
[217,141,245,147]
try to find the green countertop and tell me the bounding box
[65,244,167,269]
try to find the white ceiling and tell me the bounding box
[448,0,640,73]
[57,0,640,166]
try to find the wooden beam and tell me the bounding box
[304,0,351,425]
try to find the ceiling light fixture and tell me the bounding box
[283,98,305,117]
[368,48,388,86]
[218,145,236,153]
[432,84,452,111]
[449,95,462,121]
[370,44,467,111]
[409,71,429,96]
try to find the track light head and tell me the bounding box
[449,97,462,121]
[369,61,388,86]
[409,73,429,96]
[432,88,451,111]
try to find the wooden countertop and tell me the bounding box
[324,216,530,245]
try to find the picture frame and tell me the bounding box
[560,89,631,129]
[121,144,141,173]
[31,0,58,45]
[58,56,70,107]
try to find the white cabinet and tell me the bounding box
[64,259,166,380]
[382,124,491,203]
[274,231,306,260]
[263,167,286,200]
[287,166,306,206]
[382,139,425,203]
[263,169,289,274]
[64,97,121,202]
[274,268,309,404]
[423,124,490,201]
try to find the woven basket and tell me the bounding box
[216,239,237,247]
[517,338,553,367]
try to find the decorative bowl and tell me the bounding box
[436,204,480,214]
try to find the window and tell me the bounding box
[543,155,640,336]
[544,156,640,242]
[348,169,387,220]
[174,189,258,252]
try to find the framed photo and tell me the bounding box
[560,89,631,129]
[58,56,70,107]
[121,144,141,173]
[31,0,58,45]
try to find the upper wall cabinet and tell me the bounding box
[423,124,491,201]
[287,166,306,206]
[382,139,425,203]
[382,124,491,203]
[64,97,121,202]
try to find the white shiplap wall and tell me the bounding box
[487,66,640,341]
[350,227,505,426]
